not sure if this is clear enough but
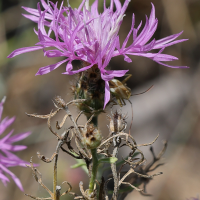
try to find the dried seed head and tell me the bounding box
[108,110,127,133]
[81,124,102,149]
[54,96,66,108]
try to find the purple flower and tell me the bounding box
[0,97,31,191]
[8,0,188,108]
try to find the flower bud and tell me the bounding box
[81,124,102,149]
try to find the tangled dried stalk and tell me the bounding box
[26,97,167,200]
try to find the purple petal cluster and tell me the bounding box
[8,0,188,107]
[0,97,31,191]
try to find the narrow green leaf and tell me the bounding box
[102,152,141,172]
[99,157,118,164]
[71,162,86,169]
[71,159,88,174]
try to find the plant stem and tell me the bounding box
[87,115,98,127]
[53,142,62,200]
[87,115,99,194]
[89,148,99,194]
[111,135,120,200]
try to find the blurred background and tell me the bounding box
[0,0,199,199]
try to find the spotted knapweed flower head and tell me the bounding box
[8,0,188,108]
[0,97,31,191]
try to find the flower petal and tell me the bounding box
[103,81,110,109]
[0,117,15,135]
[156,61,189,69]
[63,63,94,75]
[7,132,31,143]
[0,172,9,182]
[36,59,69,75]
[7,46,43,58]
[104,70,129,80]
[0,164,24,191]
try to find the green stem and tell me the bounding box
[87,115,99,194]
[89,148,99,194]
[87,115,98,127]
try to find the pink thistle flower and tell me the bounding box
[8,0,188,108]
[0,97,31,191]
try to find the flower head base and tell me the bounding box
[8,0,188,108]
[0,97,31,191]
[81,123,102,149]
[72,64,105,116]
